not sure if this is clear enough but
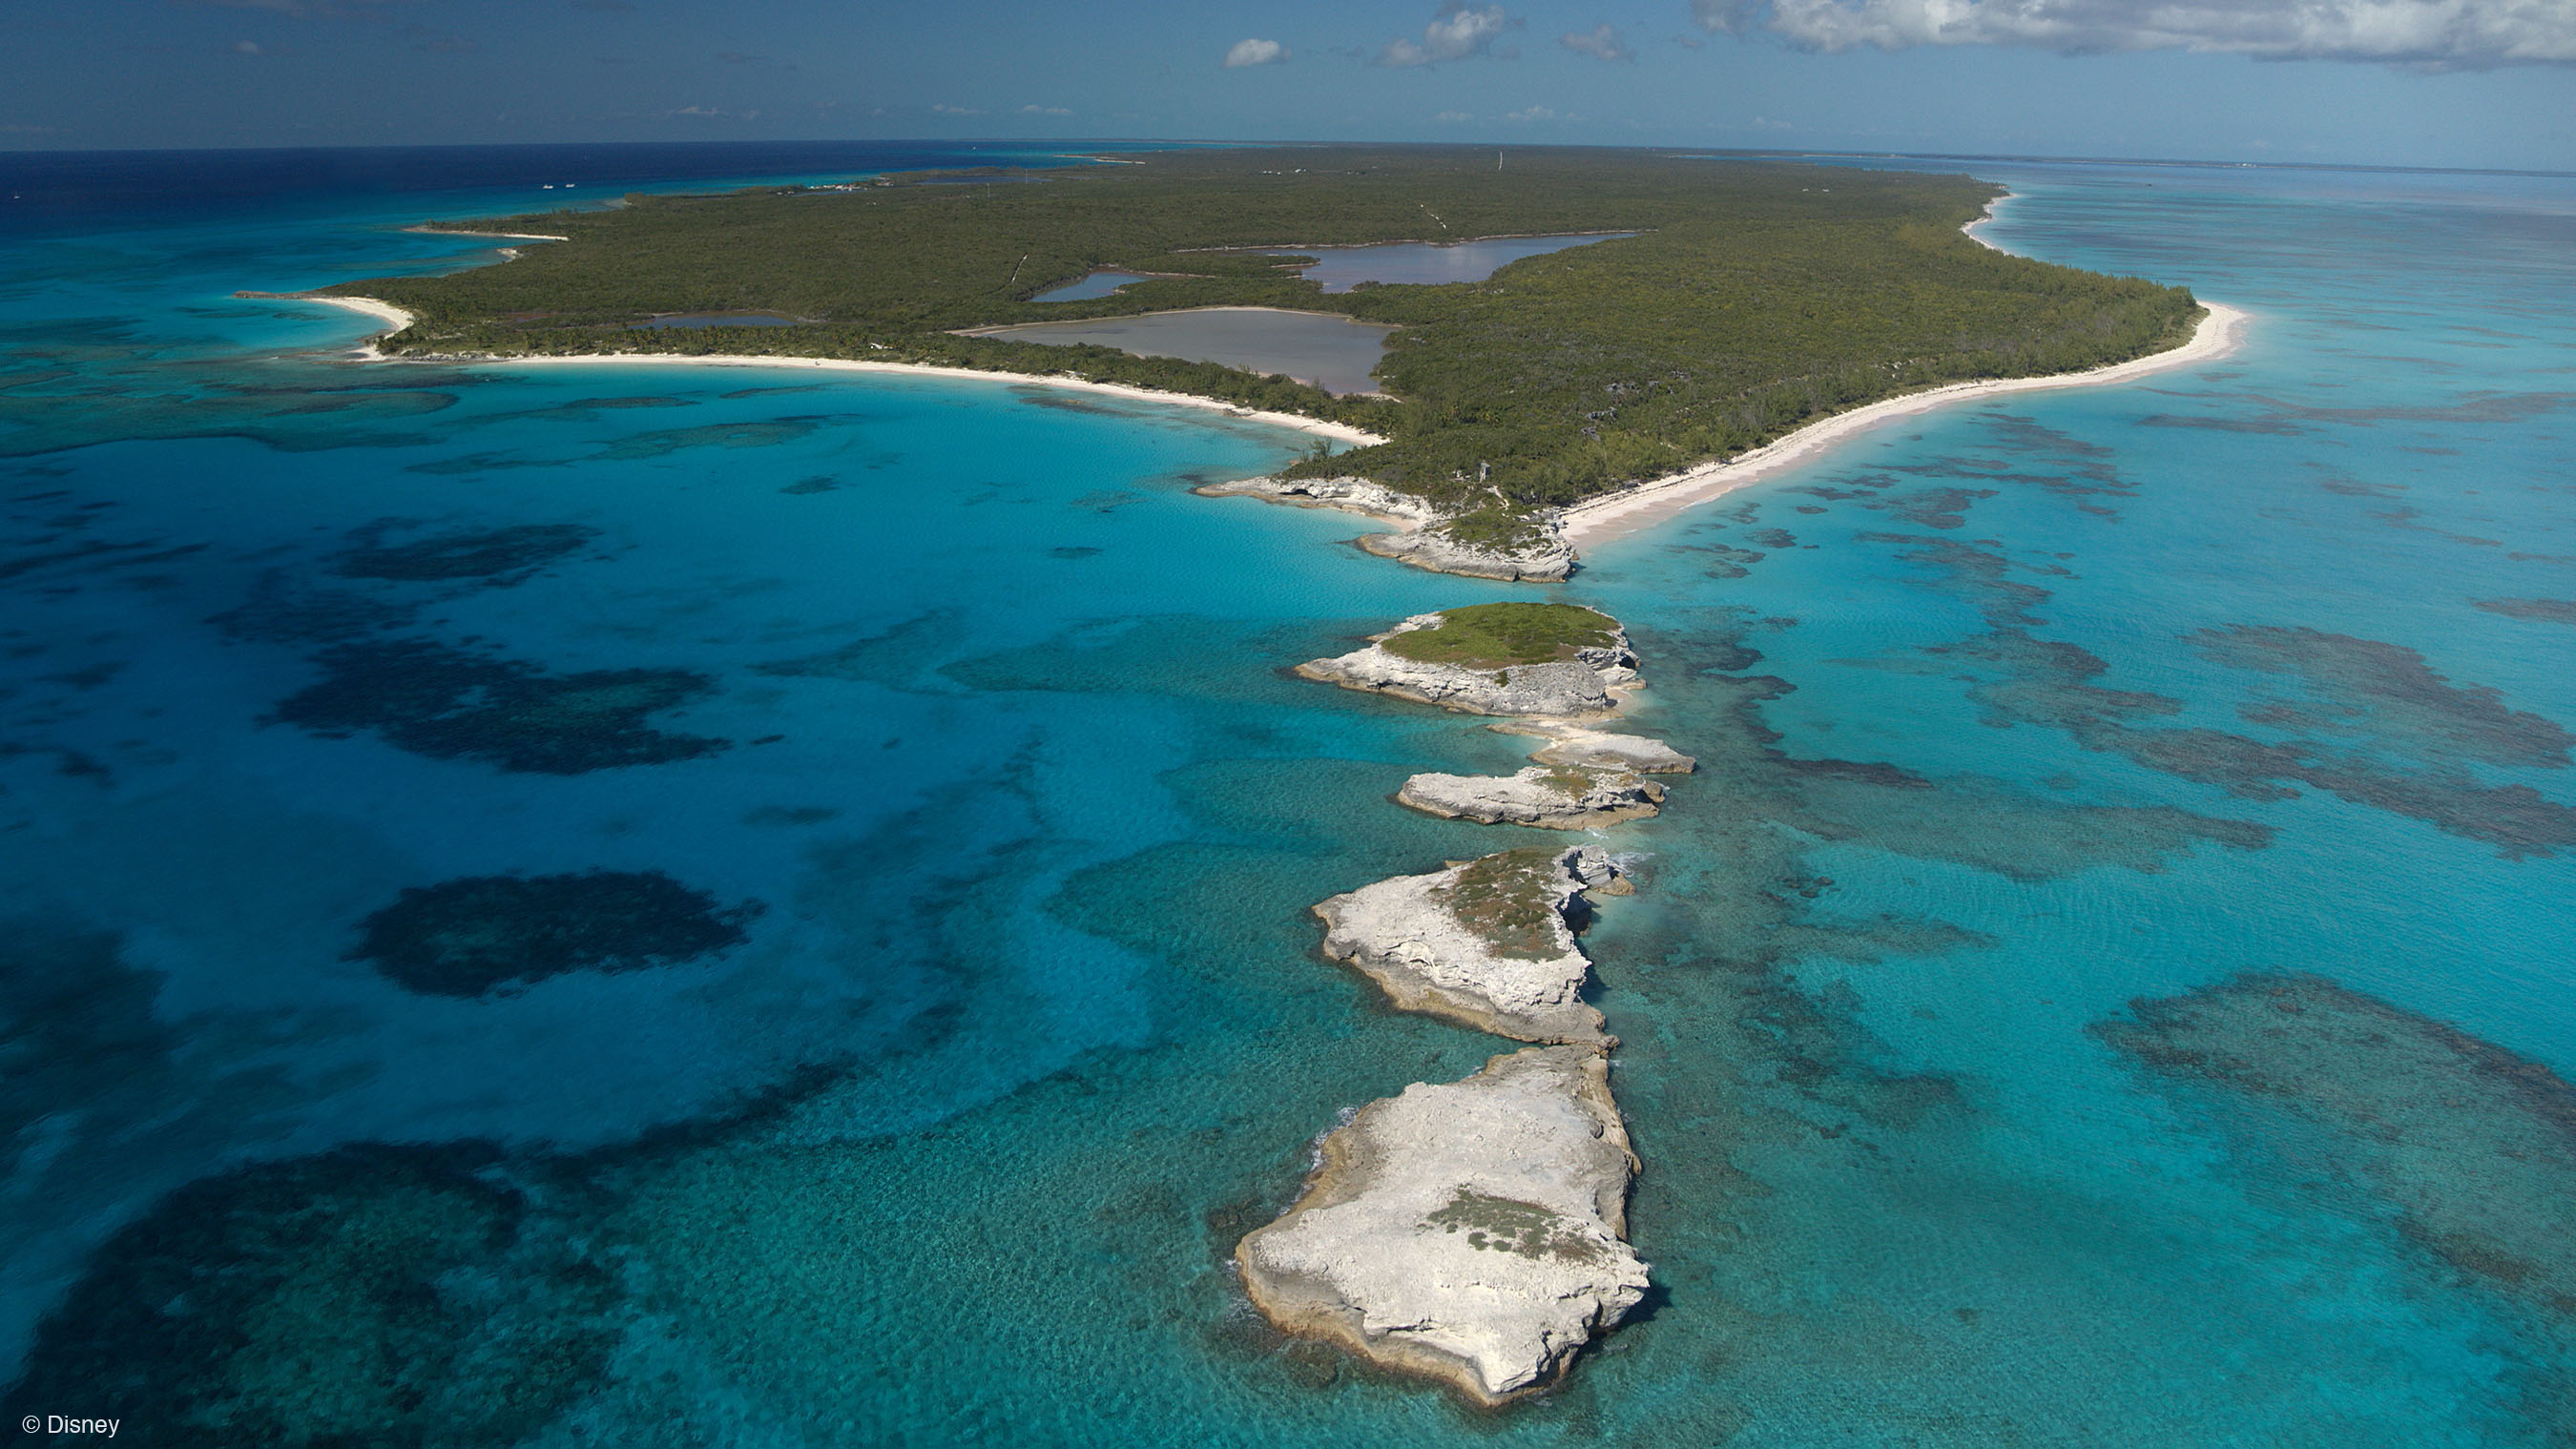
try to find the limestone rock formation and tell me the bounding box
[1296,612,1636,718]
[1397,764,1665,829]
[1355,524,1575,584]
[1236,1045,1650,1406]
[1196,476,1575,582]
[1498,723,1698,775]
[1313,845,1625,1045]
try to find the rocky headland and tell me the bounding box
[1397,764,1664,829]
[1314,844,1629,1046]
[1196,476,1575,583]
[1295,603,1636,717]
[1235,1045,1651,1407]
[1239,600,1696,1404]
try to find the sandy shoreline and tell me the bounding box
[283,272,2242,544]
[1556,300,2248,548]
[282,293,1387,447]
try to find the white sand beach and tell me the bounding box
[289,293,1387,447]
[1555,300,2249,549]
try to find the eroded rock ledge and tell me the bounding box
[1315,845,1629,1047]
[1236,1045,1650,1407]
[1498,723,1698,776]
[1398,765,1665,829]
[1197,476,1574,582]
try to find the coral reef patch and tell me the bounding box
[269,639,727,773]
[2097,972,2576,1434]
[1,1143,626,1449]
[347,869,756,997]
[330,520,599,584]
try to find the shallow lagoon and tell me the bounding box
[1030,270,1153,302]
[968,305,1399,395]
[1276,232,1636,292]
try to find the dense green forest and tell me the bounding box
[339,147,2198,537]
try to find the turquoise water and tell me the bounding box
[1,152,2571,1446]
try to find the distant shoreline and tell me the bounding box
[274,261,2242,553]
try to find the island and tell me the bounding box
[1294,601,1636,716]
[309,145,2210,575]
[1235,1045,1651,1407]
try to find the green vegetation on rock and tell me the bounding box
[340,146,2199,530]
[1380,602,1619,670]
[1425,1190,1606,1263]
[1434,847,1572,959]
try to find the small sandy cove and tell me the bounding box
[1554,300,2247,548]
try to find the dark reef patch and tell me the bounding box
[593,416,822,460]
[1669,541,1766,578]
[1,1143,627,1448]
[1881,486,1994,529]
[268,638,727,773]
[751,609,964,689]
[209,570,416,645]
[2477,598,2576,625]
[2096,973,2576,1432]
[779,474,840,495]
[405,450,574,476]
[331,520,599,584]
[349,869,755,997]
[2137,413,2305,435]
[2187,624,2573,770]
[1852,530,2576,858]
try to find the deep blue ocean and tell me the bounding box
[0,142,2570,1446]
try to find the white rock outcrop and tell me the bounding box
[1398,765,1664,829]
[1236,1045,1650,1406]
[1498,723,1698,776]
[1196,475,1576,582]
[1356,524,1575,584]
[1314,845,1625,1045]
[1296,612,1637,717]
[1195,474,1433,528]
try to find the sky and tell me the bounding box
[2,0,2570,171]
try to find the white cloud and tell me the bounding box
[1021,104,1073,114]
[234,39,264,52]
[1561,22,1636,58]
[1224,37,1292,67]
[1693,0,2576,67]
[931,103,983,115]
[1435,109,1478,120]
[1379,4,1520,66]
[1505,103,1560,119]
